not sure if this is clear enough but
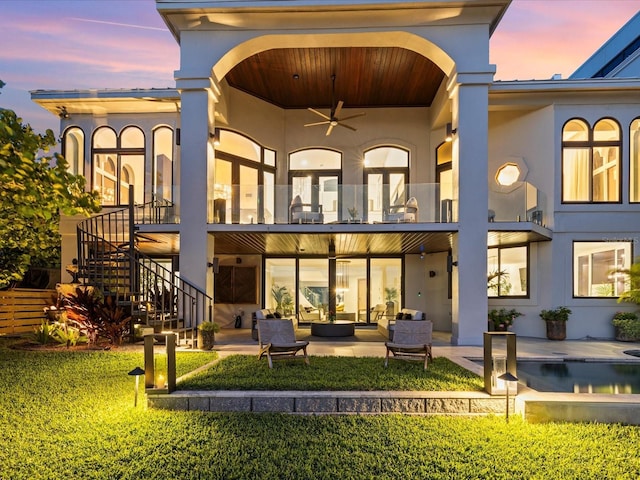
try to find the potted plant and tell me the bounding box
[488,308,523,331]
[612,312,640,342]
[348,207,358,222]
[271,284,290,314]
[385,287,398,316]
[540,306,571,340]
[197,321,220,350]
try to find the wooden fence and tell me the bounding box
[0,289,55,336]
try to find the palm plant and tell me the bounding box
[617,260,640,306]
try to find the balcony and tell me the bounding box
[131,182,547,228]
[488,181,547,226]
[207,183,450,225]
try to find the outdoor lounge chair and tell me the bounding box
[257,318,310,368]
[383,196,418,222]
[384,319,433,370]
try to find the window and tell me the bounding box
[289,149,342,223]
[574,241,632,297]
[92,126,145,206]
[562,118,621,203]
[153,126,173,202]
[487,246,528,297]
[62,127,84,175]
[631,118,640,202]
[213,130,275,224]
[364,146,409,223]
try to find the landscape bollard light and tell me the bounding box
[128,366,145,407]
[498,371,518,422]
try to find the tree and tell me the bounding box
[0,81,100,288]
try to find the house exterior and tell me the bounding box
[31,1,640,345]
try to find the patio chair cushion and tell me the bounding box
[384,319,433,370]
[257,318,310,368]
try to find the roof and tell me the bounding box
[570,11,640,79]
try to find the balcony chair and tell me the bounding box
[257,318,310,368]
[384,196,418,222]
[384,319,433,370]
[290,195,324,224]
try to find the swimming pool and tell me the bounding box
[515,361,640,394]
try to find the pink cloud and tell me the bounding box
[492,1,639,80]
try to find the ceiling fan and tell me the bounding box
[304,74,365,136]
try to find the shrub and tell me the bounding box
[540,306,572,322]
[612,312,640,340]
[488,308,523,330]
[32,320,59,345]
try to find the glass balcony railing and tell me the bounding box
[132,181,546,227]
[207,183,454,225]
[488,181,547,225]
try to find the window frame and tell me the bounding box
[487,244,530,299]
[572,240,633,299]
[561,117,622,204]
[91,125,146,206]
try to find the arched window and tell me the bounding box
[92,126,145,206]
[363,146,409,222]
[153,126,173,202]
[62,127,84,175]
[213,129,276,224]
[562,118,621,203]
[630,118,640,202]
[289,148,342,223]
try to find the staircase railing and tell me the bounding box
[76,190,211,344]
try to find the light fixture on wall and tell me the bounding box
[337,260,350,291]
[58,106,69,119]
[445,122,457,142]
[210,128,221,146]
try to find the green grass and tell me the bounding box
[179,354,485,391]
[1,338,639,479]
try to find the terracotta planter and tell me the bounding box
[545,320,566,340]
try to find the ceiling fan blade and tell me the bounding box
[326,124,335,136]
[337,122,357,132]
[333,100,344,119]
[304,120,331,127]
[307,107,331,121]
[337,112,366,122]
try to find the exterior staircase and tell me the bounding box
[75,195,211,346]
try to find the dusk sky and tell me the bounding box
[1,0,639,135]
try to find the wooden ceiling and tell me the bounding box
[136,227,552,257]
[225,47,445,109]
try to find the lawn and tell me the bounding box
[1,338,639,479]
[179,354,485,391]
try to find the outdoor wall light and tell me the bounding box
[445,122,457,142]
[58,106,69,119]
[210,128,221,146]
[127,366,145,407]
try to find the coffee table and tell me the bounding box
[310,320,355,337]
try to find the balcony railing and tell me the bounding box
[130,182,547,227]
[488,182,547,226]
[207,183,452,225]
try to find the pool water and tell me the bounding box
[516,361,640,394]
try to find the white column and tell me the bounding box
[175,77,218,297]
[449,72,493,345]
